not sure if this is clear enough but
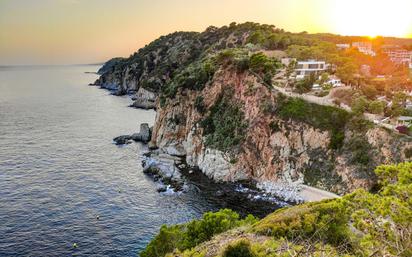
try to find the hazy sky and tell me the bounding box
[1,0,412,65]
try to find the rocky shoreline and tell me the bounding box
[113,122,306,204]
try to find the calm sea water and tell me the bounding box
[0,66,280,256]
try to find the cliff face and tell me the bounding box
[96,22,412,196]
[150,67,412,195]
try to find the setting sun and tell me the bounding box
[330,0,412,37]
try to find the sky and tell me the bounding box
[1,0,412,65]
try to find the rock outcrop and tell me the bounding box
[113,123,151,145]
[129,87,157,110]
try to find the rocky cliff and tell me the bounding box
[96,22,412,198]
[150,65,412,196]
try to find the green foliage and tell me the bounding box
[286,42,338,62]
[200,89,248,152]
[389,91,408,117]
[222,239,256,257]
[294,73,316,93]
[162,58,217,99]
[253,199,350,245]
[253,162,412,256]
[345,135,372,166]
[183,210,256,249]
[351,95,369,115]
[345,163,412,256]
[140,209,257,257]
[249,53,281,74]
[215,49,281,80]
[141,224,185,257]
[250,238,353,257]
[336,61,357,84]
[368,100,385,115]
[329,130,345,150]
[144,163,412,257]
[360,84,379,100]
[276,95,350,149]
[194,96,206,114]
[319,72,329,84]
[346,115,373,132]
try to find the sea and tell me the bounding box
[0,65,281,256]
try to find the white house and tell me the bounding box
[352,42,376,56]
[295,60,328,80]
[336,44,350,50]
[382,45,411,66]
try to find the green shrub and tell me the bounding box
[294,73,316,93]
[351,95,369,114]
[346,135,372,166]
[162,58,217,99]
[235,57,250,72]
[140,209,257,257]
[194,96,206,113]
[368,100,385,114]
[216,49,237,63]
[200,89,247,152]
[249,52,281,75]
[329,130,345,150]
[222,240,256,257]
[253,199,350,245]
[276,95,350,149]
[344,163,412,256]
[141,224,185,257]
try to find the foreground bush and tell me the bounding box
[140,209,257,257]
[141,163,412,257]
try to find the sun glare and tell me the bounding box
[331,0,412,37]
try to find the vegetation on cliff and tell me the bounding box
[141,162,412,257]
[97,22,386,94]
[200,88,248,152]
[276,94,350,149]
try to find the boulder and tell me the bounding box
[113,135,132,145]
[129,100,156,110]
[113,123,151,145]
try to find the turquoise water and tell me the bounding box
[0,66,280,256]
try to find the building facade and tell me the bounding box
[352,42,376,56]
[295,60,327,79]
[382,45,411,66]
